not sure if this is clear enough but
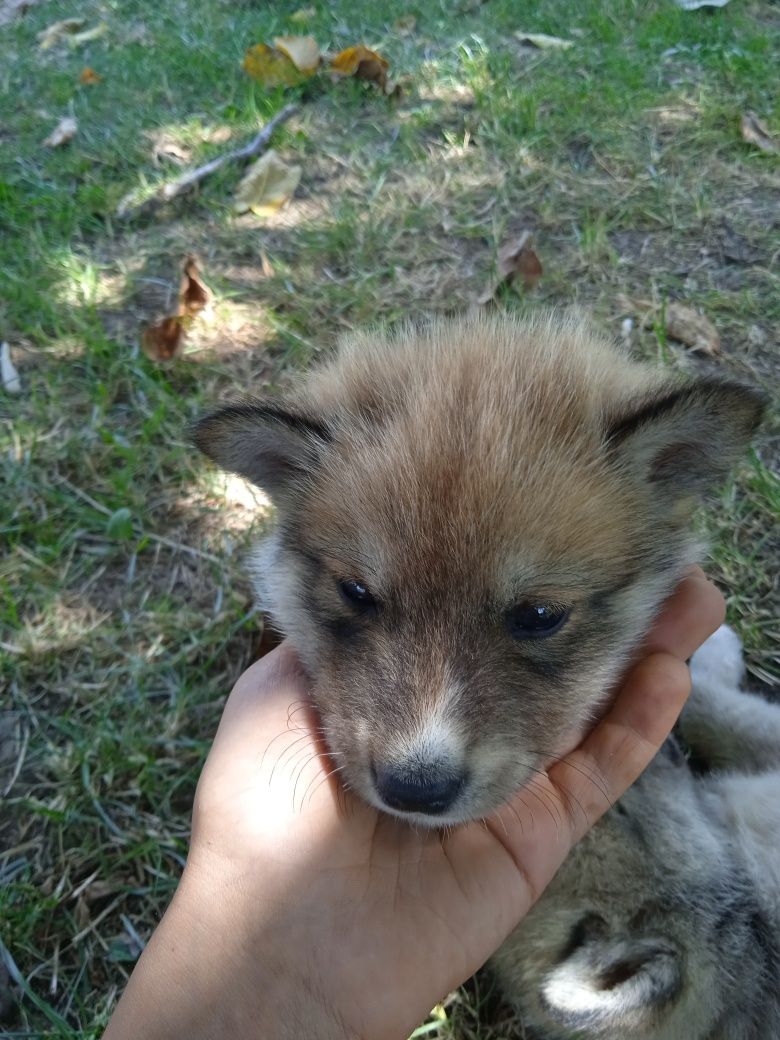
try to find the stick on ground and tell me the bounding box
[117,103,299,221]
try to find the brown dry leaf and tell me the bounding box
[273,34,320,72]
[394,13,417,34]
[142,316,185,362]
[43,116,78,148]
[79,66,102,85]
[242,42,311,87]
[330,45,390,91]
[514,31,574,50]
[233,149,302,216]
[740,112,779,155]
[179,255,212,318]
[477,231,543,304]
[665,303,720,356]
[37,17,85,49]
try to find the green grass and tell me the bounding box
[1,0,778,1035]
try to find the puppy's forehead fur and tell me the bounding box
[295,314,660,588]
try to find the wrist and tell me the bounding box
[104,867,361,1040]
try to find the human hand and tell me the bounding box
[104,567,724,1040]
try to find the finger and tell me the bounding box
[641,567,725,662]
[208,642,314,764]
[548,651,690,842]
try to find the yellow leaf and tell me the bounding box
[79,66,102,85]
[290,6,316,22]
[233,149,302,216]
[330,44,389,90]
[274,34,320,72]
[242,43,308,88]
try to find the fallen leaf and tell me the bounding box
[151,137,191,166]
[514,31,574,50]
[476,231,543,304]
[260,250,274,278]
[674,0,729,7]
[394,13,417,34]
[79,66,102,85]
[69,22,108,46]
[141,316,185,362]
[273,34,320,73]
[179,255,212,318]
[205,126,232,144]
[43,116,77,148]
[242,42,311,87]
[740,112,779,155]
[37,17,85,49]
[290,6,316,22]
[665,303,720,356]
[330,45,390,91]
[233,149,302,216]
[0,342,22,395]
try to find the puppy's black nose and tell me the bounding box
[372,763,465,816]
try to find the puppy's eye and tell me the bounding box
[338,579,377,612]
[506,602,569,639]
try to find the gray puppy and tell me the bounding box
[492,624,780,1040]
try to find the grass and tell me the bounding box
[0,0,778,1035]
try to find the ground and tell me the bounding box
[0,0,778,1036]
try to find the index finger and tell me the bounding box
[641,566,725,662]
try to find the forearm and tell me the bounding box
[103,873,357,1040]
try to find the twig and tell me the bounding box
[117,103,299,220]
[56,476,223,564]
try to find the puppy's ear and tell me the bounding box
[192,401,329,505]
[606,379,765,499]
[541,935,681,1031]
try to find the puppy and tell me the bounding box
[492,625,780,1039]
[194,313,763,826]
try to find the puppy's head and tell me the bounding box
[194,315,763,825]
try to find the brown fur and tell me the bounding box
[194,312,763,825]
